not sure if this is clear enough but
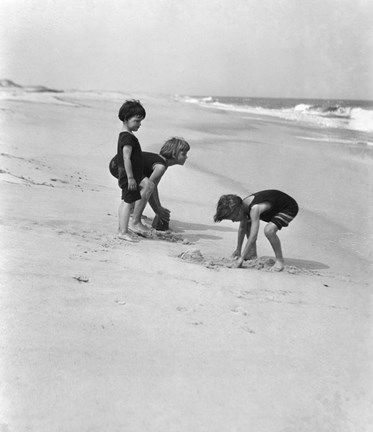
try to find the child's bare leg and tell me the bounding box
[118,200,139,242]
[130,179,155,233]
[118,201,135,229]
[264,223,284,271]
[118,200,124,231]
[130,198,151,232]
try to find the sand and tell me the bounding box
[0,90,372,432]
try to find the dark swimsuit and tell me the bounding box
[245,190,298,230]
[117,132,144,203]
[110,152,167,179]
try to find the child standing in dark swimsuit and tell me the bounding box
[116,100,154,242]
[214,190,298,271]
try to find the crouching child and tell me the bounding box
[214,189,298,272]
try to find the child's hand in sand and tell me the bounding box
[158,207,170,222]
[230,257,244,268]
[231,249,241,259]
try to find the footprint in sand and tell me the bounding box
[50,178,69,184]
[230,306,250,316]
[73,275,89,283]
[230,307,256,334]
[241,326,256,334]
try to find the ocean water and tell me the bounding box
[2,85,372,145]
[175,95,373,143]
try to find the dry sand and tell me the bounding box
[0,90,372,431]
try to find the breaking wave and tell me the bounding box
[175,95,373,133]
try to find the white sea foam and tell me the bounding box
[294,103,312,112]
[349,108,373,132]
[176,95,373,134]
[297,136,373,147]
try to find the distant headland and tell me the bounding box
[0,79,62,93]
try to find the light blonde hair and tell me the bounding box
[159,137,190,160]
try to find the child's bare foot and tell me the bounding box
[129,221,152,234]
[269,260,284,272]
[118,232,139,242]
[230,257,244,268]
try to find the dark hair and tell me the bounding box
[214,194,243,222]
[160,137,190,160]
[118,99,146,122]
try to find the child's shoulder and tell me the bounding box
[119,131,135,138]
[242,195,255,206]
[119,131,139,145]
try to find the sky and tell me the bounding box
[0,0,372,99]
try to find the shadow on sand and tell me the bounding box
[170,219,236,241]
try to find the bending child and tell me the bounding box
[110,137,190,233]
[214,189,298,271]
[116,100,154,242]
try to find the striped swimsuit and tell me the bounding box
[245,190,298,230]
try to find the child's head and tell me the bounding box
[214,194,243,222]
[160,137,190,163]
[118,100,146,122]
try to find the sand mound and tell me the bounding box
[178,252,323,276]
[178,249,205,263]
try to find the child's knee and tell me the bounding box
[264,223,278,239]
[142,179,155,196]
[147,180,155,194]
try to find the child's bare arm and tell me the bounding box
[122,146,136,190]
[148,164,167,185]
[148,164,167,210]
[242,207,260,258]
[148,165,170,221]
[233,207,260,268]
[232,218,247,257]
[148,189,159,212]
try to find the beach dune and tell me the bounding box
[0,89,372,431]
